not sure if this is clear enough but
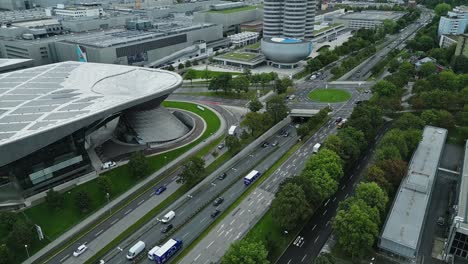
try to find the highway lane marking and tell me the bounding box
[302,254,307,262]
[248,201,254,206]
[312,224,317,231]
[217,224,225,232]
[257,192,262,198]
[314,235,320,243]
[183,232,190,238]
[345,193,349,199]
[200,217,208,223]
[332,197,336,202]
[324,199,330,207]
[124,209,132,215]
[95,229,104,237]
[323,209,327,216]
[179,209,186,215]
[110,218,119,225]
[230,219,236,225]
[194,253,201,261]
[137,199,145,206]
[218,230,225,237]
[287,259,292,264]
[239,210,245,216]
[59,254,70,262]
[207,241,214,249]
[341,185,346,190]
[326,221,330,227]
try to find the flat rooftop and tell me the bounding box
[380,126,447,258]
[456,141,468,233]
[206,5,260,14]
[0,61,181,147]
[339,11,405,21]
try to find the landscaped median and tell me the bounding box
[308,88,352,103]
[22,101,222,264]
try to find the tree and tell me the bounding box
[364,165,392,194]
[0,244,12,264]
[74,190,92,213]
[274,77,293,94]
[209,73,232,94]
[355,182,388,215]
[167,65,175,71]
[248,97,263,112]
[241,112,273,137]
[377,159,408,188]
[177,63,185,70]
[0,212,18,231]
[380,129,409,159]
[314,253,336,264]
[333,199,380,259]
[376,145,402,161]
[230,76,250,94]
[403,129,422,155]
[259,72,272,91]
[271,183,311,230]
[225,135,241,154]
[348,104,383,141]
[393,113,425,130]
[279,175,318,207]
[45,188,64,210]
[421,109,455,129]
[222,239,269,264]
[97,175,112,195]
[453,55,468,74]
[184,69,197,86]
[266,95,289,123]
[8,219,35,250]
[243,68,252,80]
[307,58,323,72]
[434,3,451,16]
[419,62,437,77]
[184,60,192,68]
[177,156,205,187]
[304,149,343,181]
[128,151,150,179]
[302,169,338,204]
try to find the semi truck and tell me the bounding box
[149,238,183,264]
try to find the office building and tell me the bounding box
[379,126,447,260]
[228,32,259,47]
[54,4,104,18]
[263,0,316,39]
[0,61,184,208]
[333,11,405,30]
[438,6,468,36]
[444,141,468,262]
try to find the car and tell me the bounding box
[213,197,224,206]
[364,90,371,94]
[101,161,116,170]
[218,173,227,180]
[261,142,269,148]
[211,209,221,218]
[283,131,290,137]
[437,216,445,226]
[355,100,363,105]
[335,117,343,123]
[356,70,361,73]
[217,143,225,149]
[73,244,88,257]
[155,186,167,195]
[272,141,279,147]
[161,223,173,233]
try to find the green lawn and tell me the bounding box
[219,52,259,62]
[179,90,260,100]
[21,101,221,260]
[187,69,241,80]
[308,88,352,103]
[207,5,259,14]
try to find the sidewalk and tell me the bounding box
[25,103,227,264]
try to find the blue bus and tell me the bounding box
[151,238,183,264]
[244,170,261,186]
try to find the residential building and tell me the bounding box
[438,6,468,36]
[439,34,459,48]
[379,126,447,261]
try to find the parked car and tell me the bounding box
[73,244,88,257]
[161,224,173,233]
[211,209,221,218]
[101,161,116,170]
[213,197,224,206]
[218,173,227,180]
[155,186,167,195]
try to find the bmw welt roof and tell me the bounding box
[0,61,182,167]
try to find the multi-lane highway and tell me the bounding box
[96,124,298,264]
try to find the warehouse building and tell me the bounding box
[379,126,447,260]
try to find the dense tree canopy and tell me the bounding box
[271,183,311,230]
[177,156,205,187]
[222,239,270,264]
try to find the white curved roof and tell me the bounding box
[0,61,182,165]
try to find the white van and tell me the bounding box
[161,211,175,223]
[126,241,145,260]
[313,143,321,154]
[147,245,161,260]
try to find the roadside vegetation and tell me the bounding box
[1,101,220,264]
[308,88,352,103]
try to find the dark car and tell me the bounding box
[261,142,269,148]
[335,117,343,123]
[283,131,290,137]
[355,100,363,105]
[213,197,224,206]
[218,173,227,180]
[155,186,167,195]
[211,209,221,218]
[161,224,173,233]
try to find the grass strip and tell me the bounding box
[171,142,302,263]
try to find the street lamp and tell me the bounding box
[106,192,111,216]
[25,245,29,258]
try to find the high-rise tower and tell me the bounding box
[263,0,315,39]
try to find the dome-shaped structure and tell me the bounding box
[261,37,312,64]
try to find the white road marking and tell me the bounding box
[230,219,236,226]
[341,185,346,190]
[239,210,245,216]
[179,209,186,215]
[200,217,207,223]
[218,230,225,237]
[137,199,145,206]
[332,197,336,202]
[326,221,330,227]
[314,235,320,243]
[302,254,307,262]
[207,241,214,249]
[287,259,292,264]
[59,254,70,262]
[312,224,317,231]
[194,253,201,261]
[183,232,190,238]
[345,193,349,199]
[110,218,119,225]
[124,209,132,215]
[324,199,330,206]
[95,229,104,237]
[323,209,327,215]
[248,201,254,206]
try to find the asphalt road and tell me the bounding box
[348,9,434,81]
[45,104,237,264]
[97,124,298,264]
[276,121,392,264]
